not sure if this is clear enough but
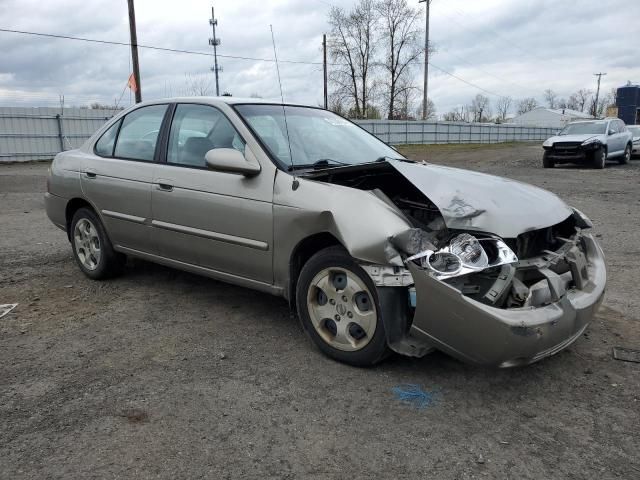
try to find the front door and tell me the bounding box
[81,104,168,253]
[151,103,274,284]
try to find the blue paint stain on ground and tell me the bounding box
[391,384,438,409]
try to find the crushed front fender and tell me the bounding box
[406,234,606,367]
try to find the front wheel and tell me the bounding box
[296,246,389,366]
[619,144,631,165]
[592,147,606,169]
[542,152,555,168]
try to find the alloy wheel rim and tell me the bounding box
[306,267,377,352]
[73,218,101,271]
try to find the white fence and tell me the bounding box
[0,108,558,162]
[354,120,556,145]
[0,107,115,162]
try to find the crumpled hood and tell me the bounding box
[388,160,573,238]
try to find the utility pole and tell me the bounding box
[209,6,221,96]
[592,72,606,117]
[322,34,328,109]
[127,0,142,103]
[419,0,430,120]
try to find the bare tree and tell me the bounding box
[517,97,538,115]
[571,88,592,112]
[470,94,490,122]
[442,105,469,122]
[544,89,558,109]
[328,91,347,116]
[414,97,436,120]
[495,96,512,122]
[328,0,377,119]
[183,73,213,96]
[375,0,423,119]
[392,78,419,119]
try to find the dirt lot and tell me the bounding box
[1,144,639,479]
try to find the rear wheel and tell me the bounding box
[542,152,555,168]
[593,147,606,169]
[70,207,125,279]
[296,246,389,366]
[619,144,631,165]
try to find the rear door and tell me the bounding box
[607,120,624,154]
[150,103,274,284]
[81,104,169,253]
[617,120,630,152]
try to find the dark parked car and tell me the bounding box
[542,118,633,168]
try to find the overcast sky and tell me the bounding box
[0,0,638,116]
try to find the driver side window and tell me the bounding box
[167,104,245,168]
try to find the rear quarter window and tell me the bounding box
[94,119,121,157]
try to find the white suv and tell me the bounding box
[542,118,633,169]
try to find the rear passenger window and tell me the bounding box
[114,104,168,162]
[167,104,245,168]
[94,119,121,157]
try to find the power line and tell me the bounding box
[0,26,508,99]
[427,62,502,97]
[0,27,326,66]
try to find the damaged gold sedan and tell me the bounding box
[45,98,606,367]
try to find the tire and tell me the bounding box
[542,152,555,168]
[619,144,631,165]
[593,147,606,169]
[295,246,389,367]
[70,207,125,280]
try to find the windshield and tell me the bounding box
[559,122,607,135]
[234,104,402,168]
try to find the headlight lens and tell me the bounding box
[406,233,518,279]
[581,137,600,146]
[449,233,489,269]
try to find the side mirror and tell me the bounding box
[608,129,615,136]
[205,148,261,176]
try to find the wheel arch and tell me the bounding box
[287,232,345,308]
[65,198,97,241]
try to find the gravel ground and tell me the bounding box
[1,144,639,479]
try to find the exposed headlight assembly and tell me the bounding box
[406,233,518,279]
[581,137,601,147]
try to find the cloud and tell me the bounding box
[0,0,637,116]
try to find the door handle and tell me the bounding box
[85,169,97,179]
[156,181,174,192]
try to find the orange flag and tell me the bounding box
[127,73,138,93]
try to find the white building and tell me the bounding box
[510,107,594,128]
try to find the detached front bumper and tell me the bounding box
[543,143,600,164]
[406,234,606,367]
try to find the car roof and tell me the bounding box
[131,96,310,108]
[567,119,607,125]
